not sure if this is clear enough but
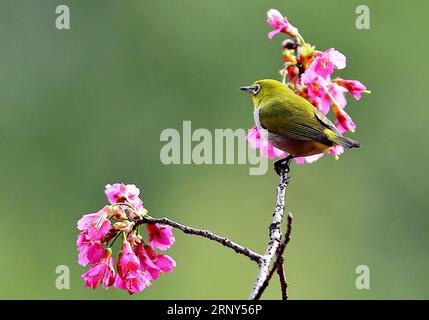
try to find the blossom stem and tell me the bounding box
[135,216,262,263]
[111,202,137,212]
[297,34,306,46]
[326,91,343,109]
[107,230,122,248]
[282,68,287,85]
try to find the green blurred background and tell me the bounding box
[0,0,428,299]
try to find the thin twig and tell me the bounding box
[252,212,293,300]
[135,215,263,263]
[276,257,288,300]
[249,167,289,299]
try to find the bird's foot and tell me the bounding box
[274,155,294,176]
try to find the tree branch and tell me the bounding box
[276,257,288,300]
[249,167,290,300]
[135,215,263,263]
[132,164,293,300]
[252,212,293,300]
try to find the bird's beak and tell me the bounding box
[240,85,253,92]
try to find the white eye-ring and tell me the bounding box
[252,84,261,95]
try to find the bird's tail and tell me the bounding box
[334,135,361,149]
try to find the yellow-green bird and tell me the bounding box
[240,79,360,172]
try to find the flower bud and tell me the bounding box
[130,207,148,220]
[282,49,297,64]
[128,232,142,246]
[287,65,300,85]
[298,43,315,57]
[297,43,316,69]
[106,206,127,220]
[282,39,298,50]
[113,220,134,233]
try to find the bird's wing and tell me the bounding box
[313,108,341,136]
[259,100,334,146]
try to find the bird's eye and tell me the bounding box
[252,84,260,95]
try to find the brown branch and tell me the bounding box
[249,167,290,299]
[131,163,293,300]
[277,257,288,300]
[252,212,293,300]
[135,215,263,263]
[276,213,293,300]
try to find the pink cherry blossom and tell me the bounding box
[116,241,140,278]
[78,183,176,294]
[301,69,348,113]
[136,243,176,280]
[137,246,160,280]
[328,82,348,109]
[294,153,325,164]
[82,249,115,289]
[105,183,144,212]
[267,9,299,39]
[310,48,346,79]
[301,69,332,114]
[147,224,175,251]
[328,145,344,158]
[114,240,151,294]
[246,127,286,159]
[114,269,151,295]
[335,78,367,100]
[77,207,111,240]
[77,232,105,266]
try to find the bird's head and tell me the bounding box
[240,79,293,108]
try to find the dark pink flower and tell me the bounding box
[114,269,151,295]
[76,232,105,266]
[114,240,152,294]
[301,70,348,113]
[267,9,299,39]
[332,103,356,133]
[105,183,144,213]
[116,241,140,278]
[246,126,286,159]
[335,78,367,100]
[301,69,331,114]
[136,243,176,280]
[82,249,115,289]
[146,224,175,251]
[287,65,300,87]
[310,48,346,79]
[77,208,111,241]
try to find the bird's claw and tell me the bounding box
[274,155,294,176]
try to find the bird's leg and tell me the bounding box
[274,155,294,176]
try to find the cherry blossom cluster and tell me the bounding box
[247,9,369,164]
[76,183,175,294]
